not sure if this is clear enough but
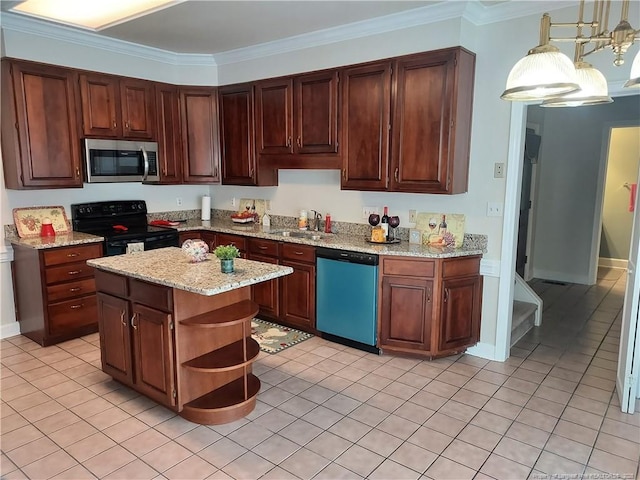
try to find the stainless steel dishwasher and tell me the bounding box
[316,247,379,353]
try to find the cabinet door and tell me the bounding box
[180,88,220,183]
[380,276,432,352]
[340,62,391,191]
[248,252,280,319]
[219,84,257,185]
[390,50,460,193]
[2,61,83,188]
[200,232,217,252]
[131,303,176,407]
[280,260,315,331]
[255,78,293,155]
[97,293,133,385]
[153,84,182,183]
[294,71,339,155]
[120,78,155,139]
[438,276,482,353]
[79,73,120,137]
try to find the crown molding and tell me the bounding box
[1,1,584,68]
[0,12,217,66]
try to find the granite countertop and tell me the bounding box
[87,247,294,296]
[6,231,104,249]
[5,217,486,259]
[178,219,486,259]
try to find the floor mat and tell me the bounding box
[251,318,313,354]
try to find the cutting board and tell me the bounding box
[13,206,71,238]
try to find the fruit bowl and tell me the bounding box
[230,211,257,223]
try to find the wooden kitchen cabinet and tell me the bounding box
[1,59,83,189]
[280,243,316,332]
[255,70,340,169]
[340,61,392,191]
[215,233,247,258]
[79,73,156,139]
[96,272,176,408]
[390,48,475,194]
[247,238,280,319]
[12,243,103,346]
[378,254,481,358]
[149,83,183,184]
[180,87,221,184]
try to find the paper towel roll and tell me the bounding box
[201,195,211,221]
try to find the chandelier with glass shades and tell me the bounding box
[501,0,640,107]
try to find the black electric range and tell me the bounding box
[71,200,179,256]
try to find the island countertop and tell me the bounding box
[87,247,293,296]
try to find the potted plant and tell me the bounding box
[213,244,240,273]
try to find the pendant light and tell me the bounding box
[501,14,579,101]
[624,51,640,88]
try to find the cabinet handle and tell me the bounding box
[67,270,81,276]
[113,121,117,129]
[293,251,304,255]
[125,121,130,129]
[69,304,83,310]
[394,168,399,182]
[69,287,81,293]
[444,289,449,303]
[66,253,79,257]
[120,311,126,327]
[131,313,138,330]
[287,137,292,147]
[75,168,80,178]
[296,137,301,147]
[162,167,167,176]
[214,166,218,178]
[249,167,254,177]
[427,287,431,303]
[342,169,346,181]
[258,245,268,250]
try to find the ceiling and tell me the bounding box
[1,0,573,58]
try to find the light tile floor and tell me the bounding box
[1,267,639,479]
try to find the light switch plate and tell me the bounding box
[409,229,422,244]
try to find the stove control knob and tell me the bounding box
[137,202,144,210]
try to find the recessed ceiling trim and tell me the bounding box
[0,12,216,66]
[463,0,580,26]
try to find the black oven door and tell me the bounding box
[104,233,179,256]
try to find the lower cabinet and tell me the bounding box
[247,238,280,319]
[95,269,261,424]
[379,255,482,358]
[279,243,316,332]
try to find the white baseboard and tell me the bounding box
[0,322,21,340]
[598,257,628,270]
[466,342,497,361]
[531,268,590,285]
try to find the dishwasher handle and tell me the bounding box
[316,247,378,266]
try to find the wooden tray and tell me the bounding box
[365,238,401,245]
[13,206,71,237]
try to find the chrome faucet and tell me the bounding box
[310,210,322,231]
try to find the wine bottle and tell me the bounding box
[381,206,389,241]
[439,214,447,235]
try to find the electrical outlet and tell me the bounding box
[487,202,504,217]
[265,200,271,211]
[362,206,378,219]
[494,162,505,178]
[126,242,144,254]
[231,197,236,207]
[176,197,183,206]
[409,209,417,223]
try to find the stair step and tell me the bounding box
[511,301,537,346]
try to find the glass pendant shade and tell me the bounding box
[624,50,640,88]
[501,45,580,101]
[541,61,613,107]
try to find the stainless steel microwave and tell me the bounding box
[83,139,159,183]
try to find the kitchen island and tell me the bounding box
[87,247,293,425]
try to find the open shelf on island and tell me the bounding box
[180,299,259,328]
[182,338,260,372]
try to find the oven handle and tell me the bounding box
[141,146,149,181]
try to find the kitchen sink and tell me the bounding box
[270,230,326,240]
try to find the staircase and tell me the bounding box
[511,274,543,347]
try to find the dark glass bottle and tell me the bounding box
[439,214,447,235]
[381,206,390,241]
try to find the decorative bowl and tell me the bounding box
[182,239,209,263]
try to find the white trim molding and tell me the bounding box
[0,323,20,340]
[480,259,500,278]
[466,342,496,360]
[599,257,629,270]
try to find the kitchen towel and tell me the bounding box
[630,184,637,212]
[201,195,211,220]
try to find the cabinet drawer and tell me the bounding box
[248,238,279,257]
[45,262,95,285]
[281,243,315,263]
[47,278,96,303]
[94,270,128,297]
[43,244,102,267]
[442,256,481,279]
[382,257,435,277]
[130,278,172,311]
[48,295,97,335]
[217,234,247,252]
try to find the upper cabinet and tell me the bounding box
[180,87,220,184]
[79,73,156,140]
[255,70,340,169]
[149,83,183,184]
[341,47,475,194]
[1,59,83,189]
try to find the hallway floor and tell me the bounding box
[1,268,639,479]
